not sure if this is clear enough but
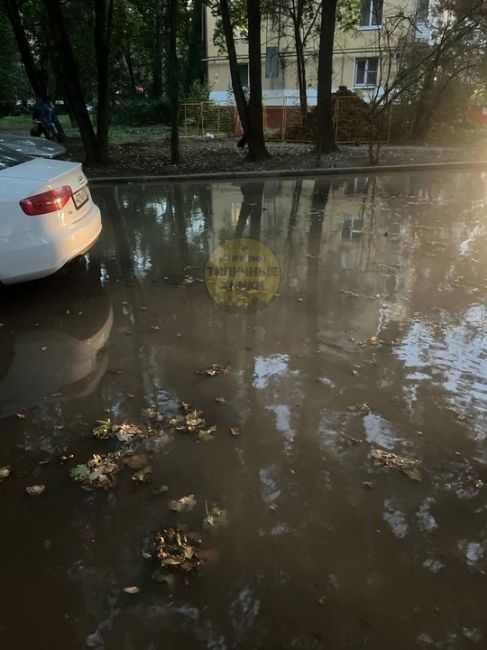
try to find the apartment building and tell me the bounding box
[204,0,425,106]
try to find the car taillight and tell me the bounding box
[19,185,72,216]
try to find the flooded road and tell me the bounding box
[0,171,486,649]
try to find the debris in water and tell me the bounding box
[144,405,164,421]
[0,466,11,482]
[169,402,215,436]
[113,423,146,443]
[371,448,422,481]
[26,484,46,496]
[153,485,169,495]
[70,453,122,490]
[196,363,231,377]
[362,481,375,489]
[132,467,152,483]
[92,418,112,439]
[16,411,26,420]
[347,403,370,416]
[123,586,140,594]
[215,396,226,404]
[153,528,202,574]
[169,494,197,512]
[203,507,228,529]
[198,427,216,442]
[229,425,241,437]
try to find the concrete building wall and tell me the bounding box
[204,1,417,106]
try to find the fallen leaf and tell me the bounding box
[362,481,375,489]
[132,467,152,483]
[153,485,169,495]
[198,427,216,442]
[70,452,123,490]
[371,448,422,482]
[347,403,370,415]
[69,464,90,480]
[0,466,11,482]
[123,586,140,594]
[215,397,226,404]
[169,494,197,512]
[229,425,241,437]
[203,507,228,529]
[196,363,231,377]
[153,528,202,576]
[92,418,112,439]
[26,484,46,496]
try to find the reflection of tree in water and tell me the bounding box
[235,181,264,240]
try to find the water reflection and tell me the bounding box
[0,263,112,419]
[0,171,486,649]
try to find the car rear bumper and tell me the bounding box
[0,203,102,285]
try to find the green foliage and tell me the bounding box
[0,7,30,108]
[337,0,362,30]
[110,98,171,126]
[183,79,213,102]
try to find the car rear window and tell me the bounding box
[0,145,29,171]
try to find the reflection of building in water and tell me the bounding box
[207,172,487,339]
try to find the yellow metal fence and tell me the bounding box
[179,99,392,144]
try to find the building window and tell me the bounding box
[415,0,429,21]
[237,63,248,89]
[354,57,378,87]
[265,46,280,78]
[359,0,383,27]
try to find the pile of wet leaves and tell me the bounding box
[169,401,217,441]
[70,452,124,490]
[152,528,203,576]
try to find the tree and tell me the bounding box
[168,0,179,163]
[352,0,487,162]
[215,0,269,161]
[315,0,339,158]
[263,0,322,122]
[3,0,48,98]
[43,0,98,162]
[94,0,115,164]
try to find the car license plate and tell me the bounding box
[72,186,89,210]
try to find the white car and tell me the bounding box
[0,145,101,284]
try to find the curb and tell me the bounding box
[87,160,487,185]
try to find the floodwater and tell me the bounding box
[0,172,486,649]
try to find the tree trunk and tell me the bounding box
[316,0,339,158]
[183,0,205,95]
[219,0,251,138]
[125,51,137,96]
[4,0,48,98]
[411,68,435,140]
[43,0,98,163]
[293,19,307,122]
[168,0,179,164]
[246,0,269,161]
[151,1,163,98]
[94,0,114,165]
